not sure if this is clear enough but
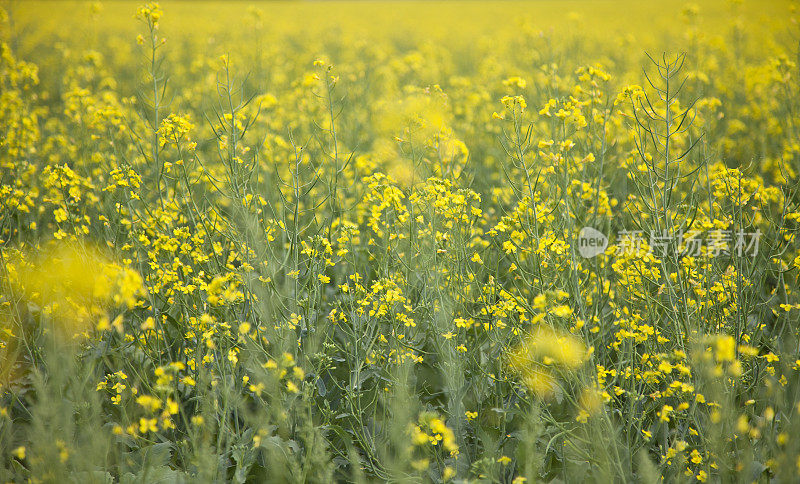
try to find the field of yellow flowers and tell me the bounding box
[2,0,800,482]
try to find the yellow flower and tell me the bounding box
[411,458,429,471]
[577,387,604,419]
[443,467,456,481]
[502,76,527,89]
[520,367,557,398]
[166,398,179,415]
[11,242,143,337]
[510,326,587,370]
[140,317,155,330]
[551,305,572,318]
[136,395,162,412]
[139,417,158,433]
[539,99,557,116]
[658,405,673,422]
[136,2,163,25]
[737,415,749,433]
[713,335,736,362]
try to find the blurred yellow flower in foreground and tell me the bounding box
[508,326,587,398]
[8,242,144,337]
[576,387,605,422]
[510,326,587,368]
